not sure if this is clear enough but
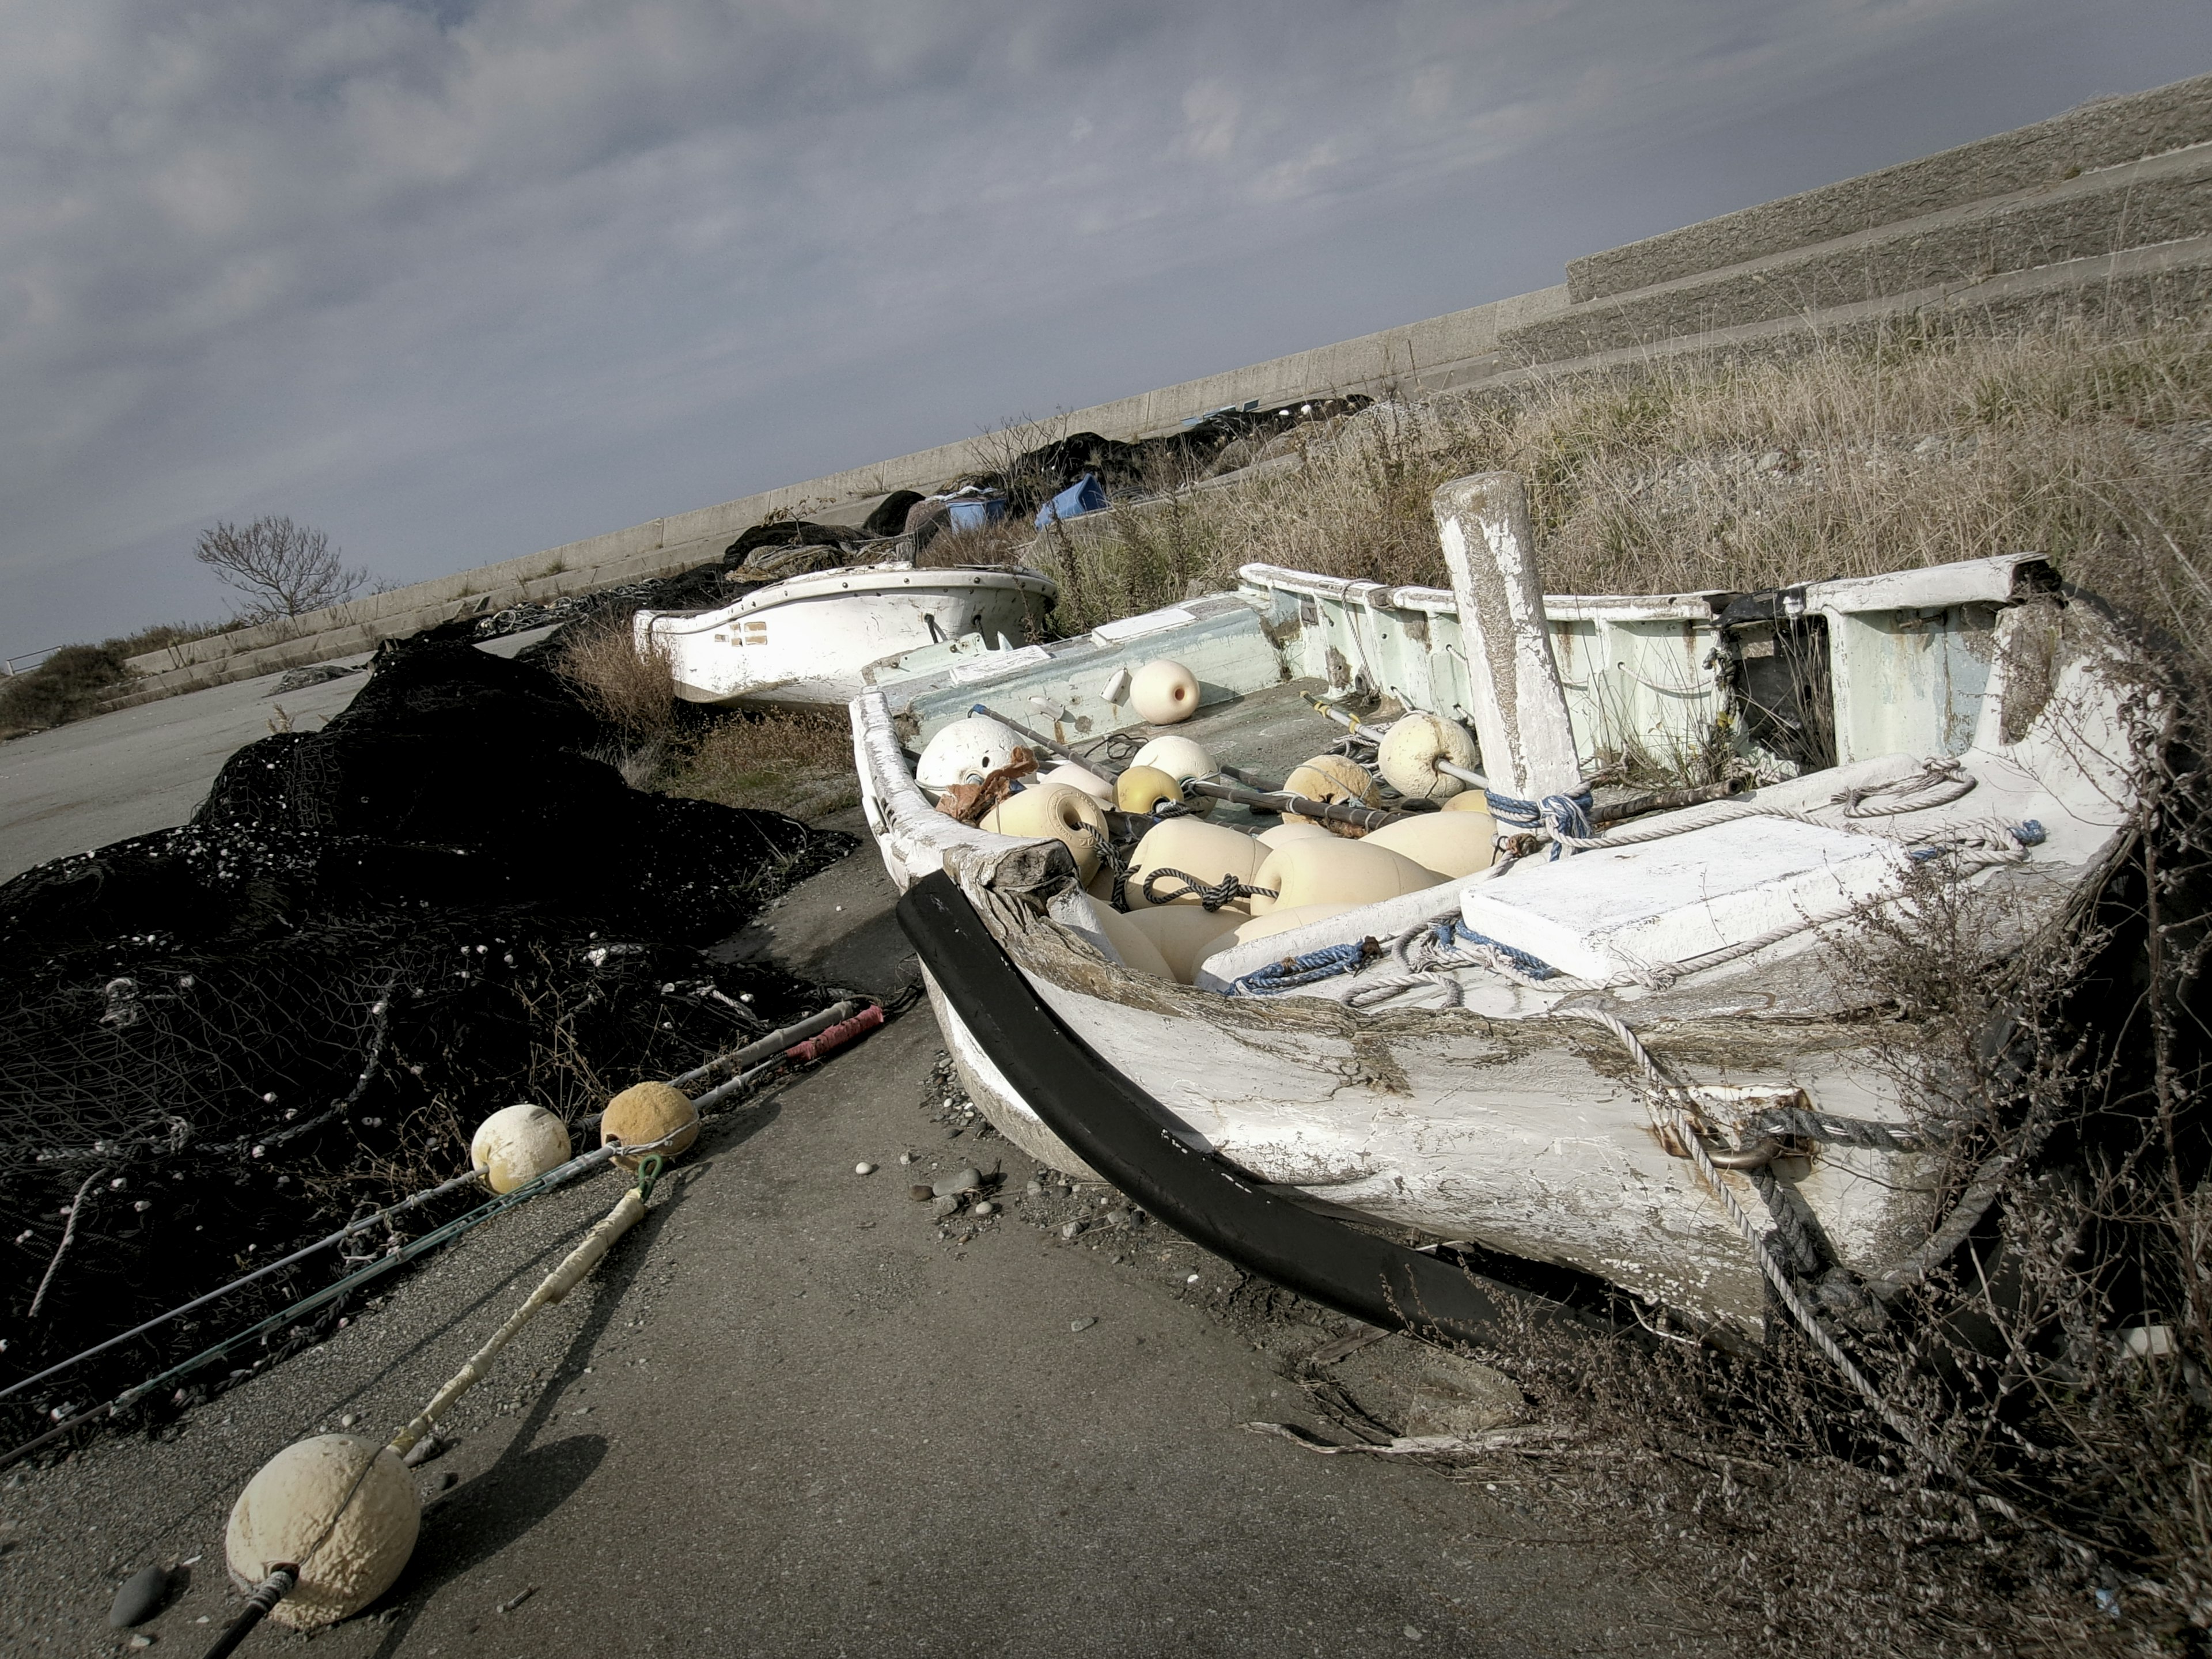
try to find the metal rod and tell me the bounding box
[968,704,1086,770]
[1185,779,1409,831]
[1588,777,1745,825]
[0,1168,483,1404]
[198,1566,296,1659]
[669,1001,859,1091]
[972,702,1412,828]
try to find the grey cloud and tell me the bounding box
[2,0,2206,653]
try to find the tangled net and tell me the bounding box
[0,637,853,1443]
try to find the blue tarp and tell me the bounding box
[1035,474,1108,529]
[945,495,1008,532]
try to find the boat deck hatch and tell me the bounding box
[1459,816,1906,982]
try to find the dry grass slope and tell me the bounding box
[1036,315,2212,688]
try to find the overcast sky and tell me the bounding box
[3,0,2208,659]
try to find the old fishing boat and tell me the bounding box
[637,560,1058,709]
[853,471,2150,1342]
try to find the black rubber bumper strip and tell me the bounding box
[896,870,1630,1349]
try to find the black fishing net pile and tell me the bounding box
[0,638,854,1442]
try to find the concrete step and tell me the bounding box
[1488,233,2212,392]
[1567,71,2212,302]
[1505,142,2212,366]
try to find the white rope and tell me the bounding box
[1540,758,1978,853]
[28,1168,105,1320]
[1552,1006,1938,1457]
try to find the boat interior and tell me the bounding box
[864,549,2135,1021]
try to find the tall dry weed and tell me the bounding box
[1034,315,2212,688]
[555,615,679,745]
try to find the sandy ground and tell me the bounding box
[0,679,1711,1658]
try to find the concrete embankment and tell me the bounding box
[110,70,2212,711]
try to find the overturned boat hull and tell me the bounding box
[638,563,1056,709]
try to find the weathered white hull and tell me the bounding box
[850,549,2146,1334]
[637,563,1056,709]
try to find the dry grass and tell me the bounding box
[554,615,679,746]
[664,709,858,822]
[1033,313,2212,685]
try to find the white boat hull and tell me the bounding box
[638,563,1055,709]
[849,550,2146,1334]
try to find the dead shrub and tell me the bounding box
[555,616,679,747]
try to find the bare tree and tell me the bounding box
[193,516,369,622]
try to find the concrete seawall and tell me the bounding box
[112,71,2212,709]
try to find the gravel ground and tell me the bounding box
[1,839,1713,1658]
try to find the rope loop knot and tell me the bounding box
[1140,867,1279,912]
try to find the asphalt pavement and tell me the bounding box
[0,671,1706,1658]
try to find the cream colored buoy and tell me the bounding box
[1248,838,1444,915]
[1130,735,1215,785]
[1124,818,1264,910]
[1444,789,1494,813]
[225,1435,418,1630]
[1115,764,1184,816]
[601,1081,699,1166]
[1129,734,1215,815]
[469,1104,571,1195]
[982,783,1107,881]
[1041,762,1116,804]
[1122,903,1251,983]
[1093,907,1176,980]
[915,715,1026,793]
[1280,754,1378,824]
[1229,902,1363,945]
[1129,660,1200,725]
[1362,807,1499,878]
[1256,821,1336,851]
[1377,713,1479,801]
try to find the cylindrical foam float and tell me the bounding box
[601,1081,699,1166]
[1362,807,1499,878]
[1041,762,1116,804]
[1279,755,1379,824]
[1114,765,1183,816]
[1377,713,1479,801]
[1122,904,1249,983]
[1257,821,1337,851]
[1092,907,1176,980]
[1129,660,1200,725]
[1124,818,1264,910]
[915,715,1026,793]
[982,782,1107,881]
[1443,789,1494,813]
[469,1104,571,1194]
[225,1435,418,1630]
[1248,838,1445,915]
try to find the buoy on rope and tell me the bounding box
[1376,713,1479,801]
[1113,764,1184,816]
[213,1145,675,1648]
[601,1082,699,1166]
[1128,735,1217,813]
[1278,755,1380,824]
[468,1104,571,1194]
